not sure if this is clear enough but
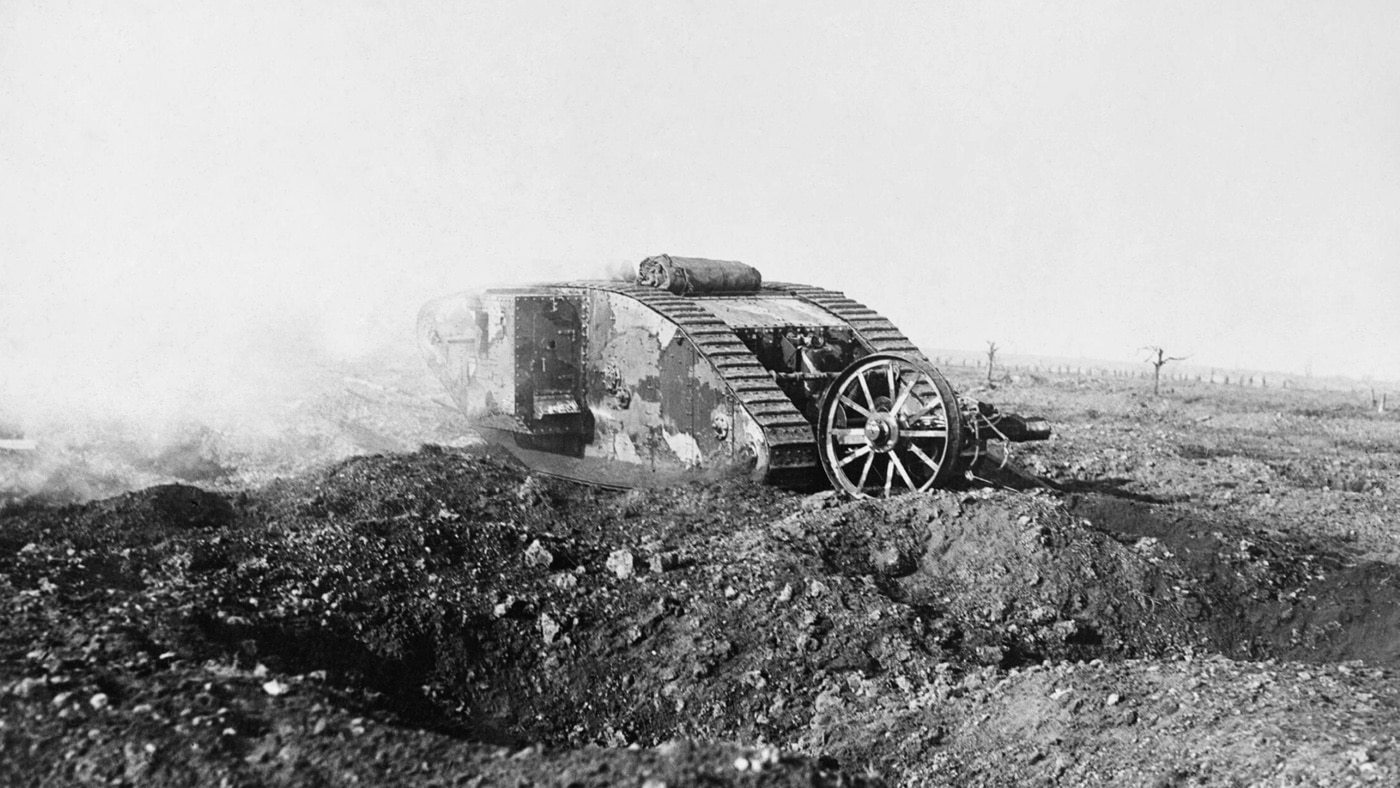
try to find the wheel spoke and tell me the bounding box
[839,395,871,418]
[832,428,866,445]
[902,429,948,439]
[883,457,894,496]
[886,364,896,402]
[856,452,874,489]
[837,444,873,467]
[908,442,939,471]
[890,452,916,490]
[890,370,917,415]
[896,375,929,419]
[857,372,875,412]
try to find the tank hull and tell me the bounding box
[419,259,1036,493]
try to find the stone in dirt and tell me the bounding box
[607,549,636,579]
[540,613,561,645]
[523,539,554,569]
[648,551,680,573]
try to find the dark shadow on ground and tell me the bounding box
[1048,476,1177,504]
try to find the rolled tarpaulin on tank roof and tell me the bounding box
[637,254,762,295]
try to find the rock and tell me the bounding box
[870,544,912,576]
[974,645,1006,665]
[524,540,554,569]
[244,736,278,765]
[262,679,290,696]
[89,693,109,710]
[607,549,636,579]
[515,476,549,507]
[122,742,152,781]
[540,613,561,645]
[9,677,46,699]
[648,551,680,573]
[616,490,647,518]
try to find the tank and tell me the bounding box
[418,255,1050,497]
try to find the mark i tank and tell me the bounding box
[417,255,1050,497]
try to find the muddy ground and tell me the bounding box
[2,359,1399,786]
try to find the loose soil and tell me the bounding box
[2,363,1398,786]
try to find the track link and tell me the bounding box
[766,283,932,363]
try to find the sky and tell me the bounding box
[2,0,1398,423]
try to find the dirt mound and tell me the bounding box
[102,483,238,531]
[783,491,1209,666]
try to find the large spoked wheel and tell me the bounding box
[815,353,965,498]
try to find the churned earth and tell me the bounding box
[2,363,1399,786]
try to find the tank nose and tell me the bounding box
[416,293,481,374]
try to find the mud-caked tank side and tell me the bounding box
[580,289,770,483]
[586,264,829,486]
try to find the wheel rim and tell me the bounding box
[815,353,965,498]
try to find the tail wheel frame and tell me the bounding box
[815,353,965,498]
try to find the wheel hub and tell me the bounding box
[863,413,899,452]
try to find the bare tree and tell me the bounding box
[1142,346,1188,396]
[985,341,1000,388]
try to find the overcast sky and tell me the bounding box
[3,0,1398,420]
